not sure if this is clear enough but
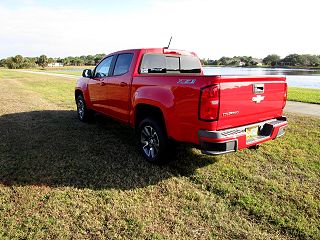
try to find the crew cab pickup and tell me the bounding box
[75,48,288,164]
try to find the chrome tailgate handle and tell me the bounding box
[253,83,264,93]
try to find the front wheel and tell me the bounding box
[76,94,93,122]
[137,118,171,164]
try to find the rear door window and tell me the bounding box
[113,53,134,76]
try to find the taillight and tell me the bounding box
[199,84,220,121]
[282,83,287,109]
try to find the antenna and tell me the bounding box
[164,36,172,49]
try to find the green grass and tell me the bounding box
[0,69,319,239]
[288,87,320,104]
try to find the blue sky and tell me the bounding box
[0,0,151,12]
[0,0,319,59]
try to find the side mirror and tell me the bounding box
[82,69,93,78]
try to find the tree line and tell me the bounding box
[1,53,320,69]
[201,54,320,67]
[0,54,106,69]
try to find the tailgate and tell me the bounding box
[217,76,286,130]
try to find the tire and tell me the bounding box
[76,94,93,122]
[137,117,171,164]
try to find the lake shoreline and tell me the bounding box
[202,65,320,71]
[203,66,320,89]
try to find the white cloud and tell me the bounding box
[0,0,319,59]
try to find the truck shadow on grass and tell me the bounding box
[0,110,217,190]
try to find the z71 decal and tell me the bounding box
[177,79,196,85]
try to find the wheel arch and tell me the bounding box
[134,103,167,134]
[75,89,83,100]
[75,85,93,109]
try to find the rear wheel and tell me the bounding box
[76,94,93,122]
[137,118,170,164]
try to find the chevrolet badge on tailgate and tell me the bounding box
[252,95,265,103]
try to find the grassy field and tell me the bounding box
[287,87,320,104]
[0,69,319,239]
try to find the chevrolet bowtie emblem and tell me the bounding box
[252,95,265,103]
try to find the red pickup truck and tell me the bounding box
[75,48,288,164]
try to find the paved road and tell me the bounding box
[15,70,78,79]
[14,70,320,117]
[285,101,320,117]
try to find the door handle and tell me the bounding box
[100,81,106,86]
[120,82,127,87]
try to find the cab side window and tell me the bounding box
[113,53,133,76]
[94,56,113,78]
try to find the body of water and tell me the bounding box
[59,66,320,89]
[203,67,320,89]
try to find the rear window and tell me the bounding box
[140,54,201,74]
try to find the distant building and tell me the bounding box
[239,61,246,66]
[48,62,64,67]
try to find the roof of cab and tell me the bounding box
[109,48,197,57]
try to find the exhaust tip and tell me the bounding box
[248,145,260,150]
